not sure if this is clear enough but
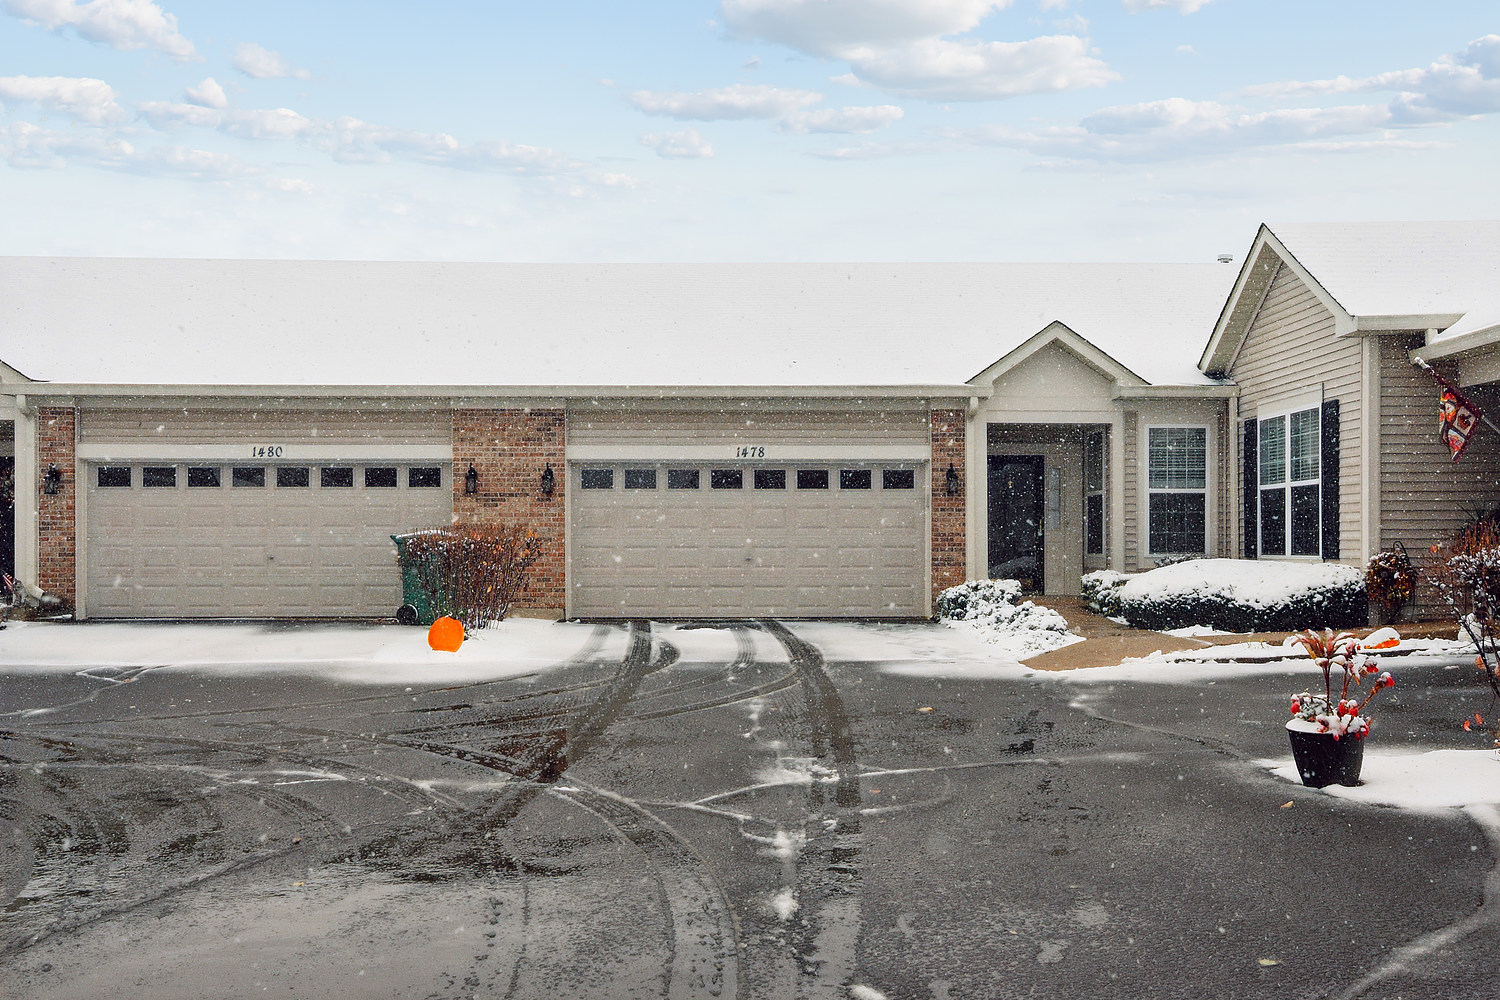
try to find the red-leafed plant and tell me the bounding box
[403,523,542,631]
[1426,518,1500,747]
[1287,629,1396,740]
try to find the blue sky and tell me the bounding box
[2,0,1498,262]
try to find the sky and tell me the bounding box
[1,0,1499,263]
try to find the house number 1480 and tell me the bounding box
[250,445,285,458]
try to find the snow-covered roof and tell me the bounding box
[0,258,1235,389]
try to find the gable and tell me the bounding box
[987,340,1118,412]
[0,357,32,383]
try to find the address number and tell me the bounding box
[251,445,285,458]
[734,446,766,458]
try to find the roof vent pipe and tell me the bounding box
[1216,254,1234,264]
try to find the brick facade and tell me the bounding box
[452,408,566,611]
[930,407,966,600]
[38,406,76,609]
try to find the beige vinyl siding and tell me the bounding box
[1231,263,1363,562]
[1122,410,1139,570]
[79,408,450,444]
[568,408,929,446]
[1379,334,1500,616]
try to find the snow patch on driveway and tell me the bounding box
[1266,749,1500,811]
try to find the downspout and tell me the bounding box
[9,393,39,587]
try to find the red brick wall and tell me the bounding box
[931,408,966,603]
[38,406,76,609]
[452,408,566,611]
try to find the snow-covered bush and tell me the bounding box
[937,578,1021,619]
[937,579,1078,658]
[1115,559,1367,632]
[1426,520,1500,747]
[1080,570,1129,617]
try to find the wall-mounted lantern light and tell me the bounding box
[464,464,479,496]
[540,463,555,497]
[43,463,62,496]
[945,463,961,497]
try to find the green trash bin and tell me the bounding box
[391,532,442,626]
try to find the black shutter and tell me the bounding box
[1321,399,1340,560]
[1242,418,1258,559]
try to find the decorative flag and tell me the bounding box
[1419,362,1487,462]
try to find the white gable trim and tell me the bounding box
[968,320,1148,388]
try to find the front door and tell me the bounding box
[987,455,1044,592]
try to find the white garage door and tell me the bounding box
[85,462,453,618]
[570,463,928,618]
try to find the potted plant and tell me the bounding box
[1365,542,1416,625]
[1286,629,1397,788]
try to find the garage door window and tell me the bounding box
[581,468,613,489]
[711,469,743,489]
[754,469,786,490]
[143,466,176,488]
[667,469,700,490]
[278,467,310,488]
[322,467,353,488]
[797,469,829,490]
[232,467,265,488]
[187,467,220,488]
[365,467,397,488]
[624,468,658,490]
[98,466,132,487]
[409,467,441,488]
[840,469,872,490]
[883,469,915,490]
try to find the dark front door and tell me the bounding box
[988,454,1044,592]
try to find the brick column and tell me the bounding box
[452,408,566,612]
[931,408,966,604]
[38,406,76,609]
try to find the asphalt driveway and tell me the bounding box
[0,620,1494,999]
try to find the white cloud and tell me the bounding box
[1122,0,1218,12]
[1175,44,1196,55]
[640,127,715,158]
[837,35,1117,101]
[183,76,226,109]
[2,0,197,59]
[0,120,248,178]
[629,83,822,120]
[721,0,1009,56]
[231,41,311,80]
[0,74,125,125]
[778,104,904,133]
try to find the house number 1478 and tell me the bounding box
[735,446,765,458]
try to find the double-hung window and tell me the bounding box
[1147,426,1207,555]
[1258,407,1320,556]
[1084,430,1106,556]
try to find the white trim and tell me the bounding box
[566,444,930,462]
[1143,423,1211,557]
[76,443,452,462]
[1361,337,1381,562]
[1254,401,1324,558]
[969,321,1149,388]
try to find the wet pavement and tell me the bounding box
[1,620,1497,999]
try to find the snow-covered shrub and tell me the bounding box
[1365,543,1416,624]
[400,523,542,630]
[937,578,1022,619]
[1115,559,1367,633]
[1080,570,1129,616]
[1426,520,1500,747]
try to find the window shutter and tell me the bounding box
[1320,399,1340,559]
[1242,418,1257,559]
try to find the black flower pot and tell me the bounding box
[1288,729,1365,788]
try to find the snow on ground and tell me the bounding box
[1162,624,1235,638]
[785,621,1027,675]
[1265,749,1500,811]
[0,618,615,685]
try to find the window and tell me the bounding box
[187,466,220,488]
[1147,427,1206,554]
[624,468,657,490]
[1259,407,1320,556]
[1084,431,1105,556]
[667,469,700,490]
[232,467,265,488]
[882,469,915,490]
[796,469,829,490]
[98,466,131,488]
[710,469,743,490]
[580,468,613,489]
[754,469,786,490]
[278,467,310,488]
[840,469,872,490]
[142,466,176,488]
[365,467,397,488]
[321,467,353,488]
[409,467,441,488]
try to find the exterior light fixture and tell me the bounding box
[43,463,62,495]
[540,463,555,497]
[464,464,479,496]
[945,463,961,497]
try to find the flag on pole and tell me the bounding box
[1418,360,1486,462]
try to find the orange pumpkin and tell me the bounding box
[428,616,465,652]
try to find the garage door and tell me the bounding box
[570,462,928,618]
[85,462,453,618]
